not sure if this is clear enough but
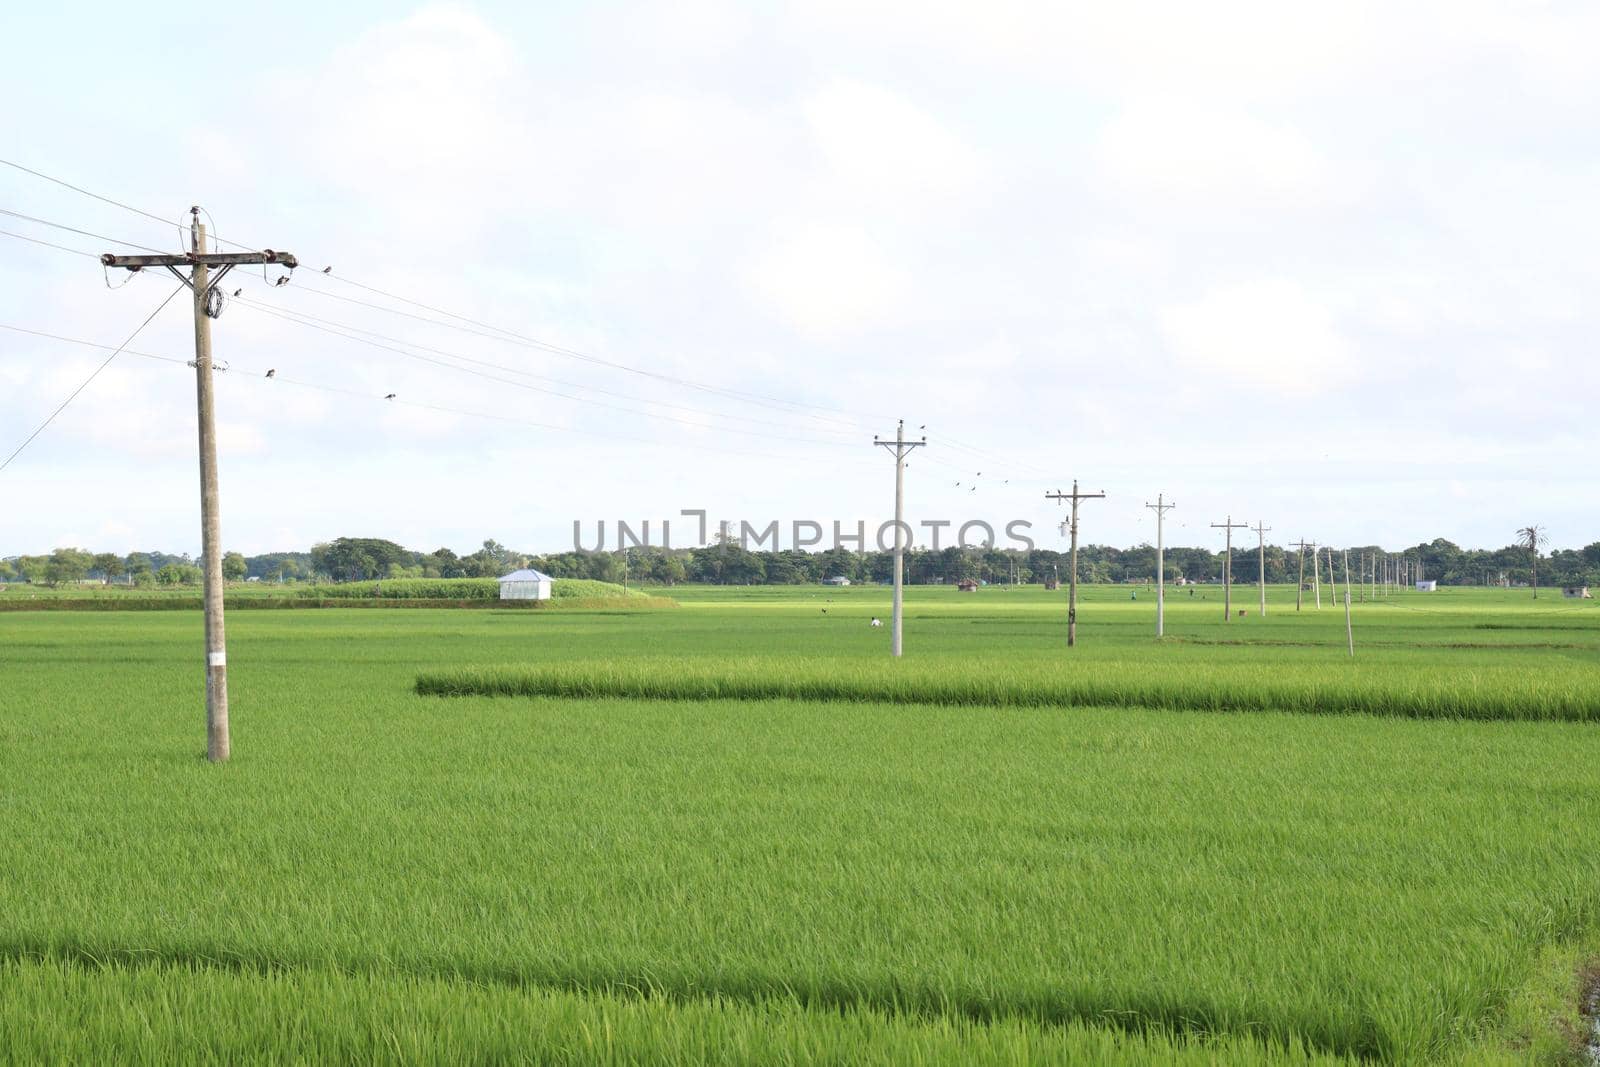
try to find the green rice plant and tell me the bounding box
[4,592,1600,1062]
[416,654,1600,722]
[0,955,1360,1066]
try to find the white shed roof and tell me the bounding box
[498,568,554,582]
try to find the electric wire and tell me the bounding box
[0,321,879,471]
[226,295,862,449]
[224,292,857,440]
[2,161,1053,481]
[0,287,184,473]
[0,162,896,436]
[0,207,170,255]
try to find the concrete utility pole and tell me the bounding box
[102,211,297,763]
[1210,516,1249,622]
[1252,520,1272,617]
[1046,481,1106,647]
[1145,494,1176,637]
[873,419,925,657]
[1342,548,1355,657]
[1291,539,1313,612]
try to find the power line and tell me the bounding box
[223,291,857,440]
[0,320,880,470]
[317,271,887,426]
[1,160,1052,478]
[0,206,170,255]
[270,274,876,431]
[1,286,184,473]
[0,227,103,259]
[2,158,879,429]
[224,293,860,449]
[1,158,182,232]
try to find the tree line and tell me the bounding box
[5,535,1598,590]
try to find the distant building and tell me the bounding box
[821,576,851,587]
[1415,580,1438,592]
[498,568,553,600]
[957,578,979,592]
[1562,586,1593,599]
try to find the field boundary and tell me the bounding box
[0,595,676,613]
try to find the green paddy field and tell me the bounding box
[2,584,1597,1064]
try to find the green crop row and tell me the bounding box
[0,955,1363,1066]
[416,654,1600,722]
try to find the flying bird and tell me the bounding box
[265,369,276,379]
[384,393,396,400]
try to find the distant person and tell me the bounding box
[870,617,882,628]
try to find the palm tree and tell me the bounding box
[1516,525,1546,598]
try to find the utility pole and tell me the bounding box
[1210,516,1249,622]
[873,420,925,657]
[1145,494,1176,637]
[1342,549,1355,657]
[1252,520,1272,617]
[1046,481,1106,647]
[102,211,297,763]
[1292,539,1313,612]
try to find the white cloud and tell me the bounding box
[1160,281,1352,394]
[802,78,982,202]
[1096,100,1326,201]
[744,223,909,338]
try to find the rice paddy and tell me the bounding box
[2,584,1597,1063]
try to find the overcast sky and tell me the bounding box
[3,2,1596,557]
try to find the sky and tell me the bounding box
[2,1,1597,557]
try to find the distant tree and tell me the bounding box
[222,552,248,581]
[131,569,157,588]
[1516,525,1547,598]
[165,563,202,585]
[92,552,125,584]
[45,548,91,586]
[125,552,154,580]
[15,555,48,584]
[0,559,15,582]
[428,547,466,579]
[656,554,687,585]
[311,538,413,582]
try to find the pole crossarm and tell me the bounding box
[1045,481,1105,648]
[93,207,295,762]
[1210,516,1249,622]
[872,419,925,658]
[1145,494,1175,638]
[1252,520,1272,617]
[101,251,298,269]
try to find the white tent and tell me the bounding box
[498,568,553,600]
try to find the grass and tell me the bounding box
[2,586,1599,1062]
[0,956,1359,1066]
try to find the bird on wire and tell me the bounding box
[265,369,276,379]
[384,393,396,400]
[322,266,332,274]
